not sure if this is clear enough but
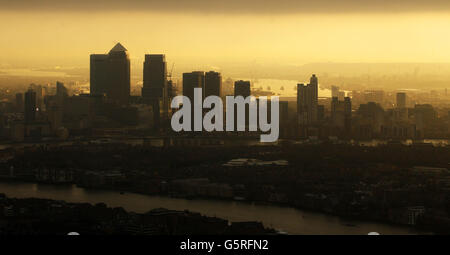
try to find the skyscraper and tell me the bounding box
[15,93,24,112]
[56,81,68,98]
[90,43,130,105]
[331,85,339,98]
[183,71,205,130]
[90,54,109,96]
[142,54,167,129]
[331,97,352,134]
[233,80,251,130]
[107,43,130,105]
[24,89,36,123]
[142,54,167,101]
[396,92,406,108]
[297,74,318,126]
[29,84,46,111]
[56,81,68,111]
[183,71,205,101]
[204,71,222,98]
[234,80,251,97]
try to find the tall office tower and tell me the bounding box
[309,74,319,122]
[29,84,45,111]
[183,71,205,130]
[90,54,109,96]
[142,54,167,129]
[183,71,205,102]
[15,93,24,112]
[56,81,68,98]
[396,92,406,108]
[310,74,318,86]
[107,43,130,105]
[24,89,37,123]
[90,43,130,105]
[142,54,167,101]
[331,85,339,98]
[204,71,222,98]
[233,80,251,130]
[297,74,318,125]
[234,80,251,97]
[56,81,68,111]
[331,97,352,134]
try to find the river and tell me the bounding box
[0,181,423,235]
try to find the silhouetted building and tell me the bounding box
[279,101,289,137]
[356,102,385,137]
[331,97,352,134]
[142,54,167,101]
[142,54,168,129]
[331,86,339,99]
[183,71,205,102]
[204,71,222,98]
[90,54,109,96]
[317,105,325,121]
[63,94,94,129]
[15,93,24,112]
[24,89,36,123]
[414,104,437,137]
[234,80,250,98]
[56,81,68,98]
[297,74,318,126]
[396,92,406,108]
[183,72,205,130]
[381,123,416,139]
[47,99,63,132]
[233,80,251,130]
[90,43,130,105]
[30,84,46,111]
[107,43,130,105]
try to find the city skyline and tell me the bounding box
[1,1,450,237]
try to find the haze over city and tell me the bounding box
[0,0,450,238]
[3,0,450,91]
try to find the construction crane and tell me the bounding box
[167,63,177,97]
[167,63,175,81]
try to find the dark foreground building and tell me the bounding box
[90,43,130,105]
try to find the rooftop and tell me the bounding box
[109,42,127,53]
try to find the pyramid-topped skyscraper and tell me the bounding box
[109,42,128,53]
[90,43,130,105]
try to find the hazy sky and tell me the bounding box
[3,0,450,13]
[2,0,450,77]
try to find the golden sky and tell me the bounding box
[2,2,450,72]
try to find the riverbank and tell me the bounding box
[3,142,449,234]
[0,193,275,235]
[0,181,423,234]
[50,181,442,234]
